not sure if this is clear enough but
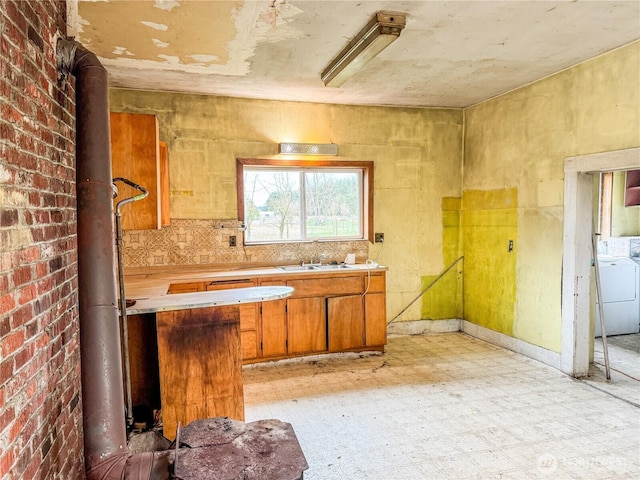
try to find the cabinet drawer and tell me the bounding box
[167,282,203,294]
[287,276,362,297]
[367,274,386,293]
[205,279,256,290]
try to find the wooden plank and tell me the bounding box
[156,305,243,440]
[327,295,364,352]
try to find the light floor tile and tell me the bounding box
[243,333,640,479]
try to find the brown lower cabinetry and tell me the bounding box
[129,271,387,435]
[166,271,387,363]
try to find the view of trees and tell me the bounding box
[243,168,361,242]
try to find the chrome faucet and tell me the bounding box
[302,253,328,266]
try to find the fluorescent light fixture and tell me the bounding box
[279,143,338,155]
[321,11,406,88]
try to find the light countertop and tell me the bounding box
[126,286,294,315]
[124,263,387,299]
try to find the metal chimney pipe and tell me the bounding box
[56,39,128,475]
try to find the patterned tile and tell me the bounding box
[122,218,369,268]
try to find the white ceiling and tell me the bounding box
[74,1,640,108]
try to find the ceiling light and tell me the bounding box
[279,143,338,155]
[321,11,406,88]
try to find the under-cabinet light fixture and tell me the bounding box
[278,143,338,155]
[321,11,406,88]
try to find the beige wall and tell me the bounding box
[463,41,640,352]
[110,90,464,321]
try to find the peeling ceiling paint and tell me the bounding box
[76,0,640,108]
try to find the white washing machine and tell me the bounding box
[595,256,640,337]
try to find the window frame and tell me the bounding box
[237,158,374,244]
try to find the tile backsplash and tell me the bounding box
[122,218,370,269]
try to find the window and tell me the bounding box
[237,158,373,244]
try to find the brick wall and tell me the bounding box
[0,1,84,479]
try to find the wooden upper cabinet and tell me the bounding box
[110,112,161,230]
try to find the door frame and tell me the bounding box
[562,147,640,376]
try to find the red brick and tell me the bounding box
[0,358,13,386]
[12,265,32,287]
[0,293,16,316]
[18,284,36,305]
[11,303,32,328]
[2,329,25,356]
[0,405,16,432]
[0,446,15,478]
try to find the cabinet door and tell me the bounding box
[110,112,160,230]
[259,279,288,358]
[261,298,288,357]
[365,292,387,347]
[288,297,327,354]
[328,295,365,351]
[241,329,259,361]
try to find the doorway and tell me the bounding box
[561,147,640,377]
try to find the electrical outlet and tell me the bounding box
[229,235,237,247]
[508,239,514,252]
[374,232,384,243]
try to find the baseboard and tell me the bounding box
[461,320,562,370]
[387,319,461,336]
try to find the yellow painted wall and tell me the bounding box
[462,189,517,335]
[109,90,464,321]
[612,170,640,236]
[464,41,640,352]
[420,197,462,319]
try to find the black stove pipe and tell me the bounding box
[56,39,130,478]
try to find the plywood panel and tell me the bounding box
[156,305,243,440]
